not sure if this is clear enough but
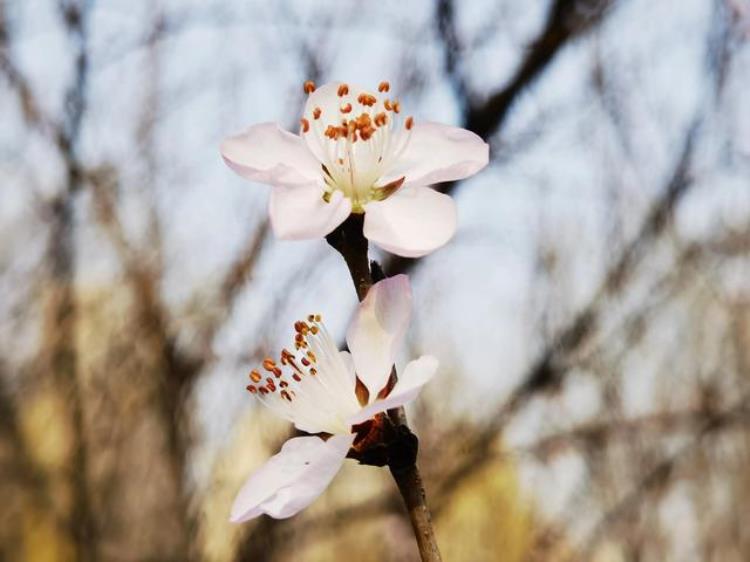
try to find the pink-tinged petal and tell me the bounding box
[346,275,412,397]
[363,186,456,258]
[221,123,321,187]
[347,355,438,426]
[230,434,354,523]
[269,185,351,240]
[379,122,489,188]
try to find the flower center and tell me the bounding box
[301,81,413,213]
[246,314,361,435]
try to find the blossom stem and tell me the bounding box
[326,215,443,562]
[325,214,372,301]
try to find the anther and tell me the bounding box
[259,387,269,395]
[337,83,349,97]
[405,116,414,130]
[246,384,257,393]
[292,374,302,382]
[357,93,377,107]
[300,118,310,133]
[374,112,388,127]
[281,390,292,402]
[307,314,316,322]
[262,358,276,372]
[384,99,393,111]
[249,370,262,383]
[309,368,317,376]
[340,103,352,114]
[303,80,316,94]
[307,351,317,362]
[313,107,322,120]
[310,326,319,335]
[378,81,390,93]
[301,357,311,367]
[392,100,401,113]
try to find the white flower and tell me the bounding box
[221,81,489,257]
[230,275,438,522]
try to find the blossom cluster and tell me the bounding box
[222,81,488,521]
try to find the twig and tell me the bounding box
[326,215,443,562]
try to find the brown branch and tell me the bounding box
[325,215,443,562]
[388,0,619,277]
[577,399,750,561]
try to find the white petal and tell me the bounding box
[221,123,322,187]
[379,121,488,188]
[346,275,412,397]
[230,434,353,523]
[363,186,456,258]
[347,355,438,426]
[269,185,351,240]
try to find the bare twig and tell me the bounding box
[326,215,443,562]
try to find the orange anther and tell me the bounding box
[303,80,316,94]
[246,385,257,393]
[392,100,400,113]
[313,107,322,119]
[374,112,388,127]
[378,81,390,93]
[405,116,414,130]
[340,103,352,114]
[337,83,349,97]
[300,118,310,133]
[249,370,262,383]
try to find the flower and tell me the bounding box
[221,80,489,257]
[230,274,438,522]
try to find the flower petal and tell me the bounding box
[230,434,354,523]
[347,355,438,426]
[221,123,322,187]
[269,185,351,240]
[379,121,489,188]
[363,186,456,257]
[346,275,412,397]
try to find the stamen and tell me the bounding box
[378,81,390,93]
[337,83,349,97]
[262,358,276,372]
[374,112,388,127]
[313,107,322,120]
[249,370,262,383]
[392,100,401,113]
[357,93,377,107]
[246,385,257,393]
[405,116,414,130]
[300,118,310,133]
[340,103,352,114]
[303,80,316,94]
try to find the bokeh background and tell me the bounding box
[1,0,749,560]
